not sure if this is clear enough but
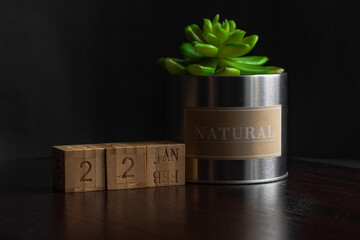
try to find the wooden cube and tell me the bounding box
[96,143,147,190]
[141,141,185,187]
[52,144,106,193]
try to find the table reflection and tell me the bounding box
[55,181,288,239]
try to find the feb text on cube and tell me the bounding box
[142,141,185,187]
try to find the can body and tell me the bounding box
[166,73,288,184]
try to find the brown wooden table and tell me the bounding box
[0,158,360,239]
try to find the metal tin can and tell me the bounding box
[166,73,288,184]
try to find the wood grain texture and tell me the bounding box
[141,141,185,187]
[52,145,105,193]
[97,141,185,189]
[2,158,360,240]
[96,143,147,190]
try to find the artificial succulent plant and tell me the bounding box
[158,14,284,75]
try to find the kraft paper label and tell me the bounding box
[185,105,282,160]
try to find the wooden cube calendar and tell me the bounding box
[140,141,185,187]
[96,143,147,190]
[52,144,106,193]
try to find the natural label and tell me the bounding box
[185,105,282,160]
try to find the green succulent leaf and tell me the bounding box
[185,26,197,42]
[214,22,221,32]
[229,56,269,65]
[164,58,187,75]
[215,67,241,75]
[221,59,284,74]
[199,58,218,69]
[212,14,220,28]
[193,42,218,57]
[241,35,259,52]
[222,20,230,33]
[179,42,203,59]
[215,28,229,45]
[170,57,204,66]
[218,43,250,58]
[159,57,197,68]
[187,64,215,75]
[228,20,236,33]
[203,32,219,46]
[226,29,246,44]
[185,24,205,43]
[203,18,213,34]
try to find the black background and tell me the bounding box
[1,0,359,162]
